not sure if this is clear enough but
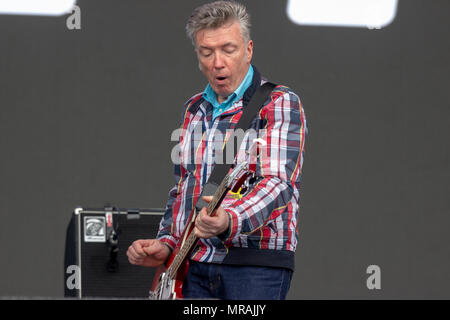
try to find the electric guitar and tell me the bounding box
[149,139,265,300]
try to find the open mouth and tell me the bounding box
[215,76,228,86]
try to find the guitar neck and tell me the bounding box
[167,176,230,279]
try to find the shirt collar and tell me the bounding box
[203,65,254,110]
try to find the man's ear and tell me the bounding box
[247,40,254,63]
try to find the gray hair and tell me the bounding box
[186,1,251,47]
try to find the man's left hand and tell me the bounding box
[194,196,230,238]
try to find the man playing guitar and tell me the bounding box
[127,0,307,300]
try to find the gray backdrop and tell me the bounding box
[0,0,449,299]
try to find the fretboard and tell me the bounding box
[167,175,230,279]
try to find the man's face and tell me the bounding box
[195,20,253,103]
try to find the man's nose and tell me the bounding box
[213,52,225,69]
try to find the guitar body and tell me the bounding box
[150,254,189,299]
[149,215,196,299]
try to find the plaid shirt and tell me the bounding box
[157,68,307,267]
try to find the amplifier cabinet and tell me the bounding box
[64,207,164,298]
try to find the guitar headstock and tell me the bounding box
[226,160,248,187]
[226,138,266,192]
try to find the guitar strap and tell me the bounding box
[195,81,276,212]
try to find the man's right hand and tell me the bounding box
[127,239,171,268]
